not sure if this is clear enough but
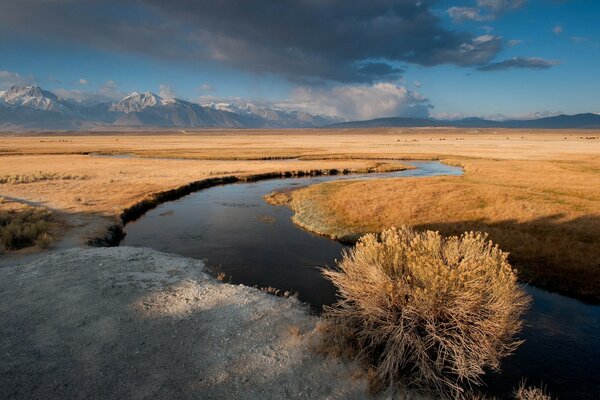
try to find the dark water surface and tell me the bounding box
[121,161,600,399]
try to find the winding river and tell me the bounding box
[121,161,600,399]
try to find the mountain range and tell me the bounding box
[1,85,599,131]
[0,85,337,131]
[329,114,600,129]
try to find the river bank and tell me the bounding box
[0,246,397,400]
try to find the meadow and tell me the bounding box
[1,128,599,302]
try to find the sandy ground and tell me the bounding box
[0,246,410,400]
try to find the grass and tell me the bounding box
[279,157,600,302]
[0,205,53,252]
[0,129,597,265]
[514,382,552,400]
[0,171,87,184]
[321,227,529,399]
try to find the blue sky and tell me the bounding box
[0,0,598,120]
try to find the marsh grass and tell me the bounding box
[0,206,53,251]
[283,157,600,301]
[321,227,529,399]
[0,171,87,184]
[514,382,552,400]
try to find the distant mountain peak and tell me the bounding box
[110,92,164,113]
[0,85,64,111]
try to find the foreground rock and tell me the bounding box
[0,247,385,399]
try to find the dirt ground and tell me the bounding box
[0,246,409,400]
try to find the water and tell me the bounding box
[121,161,600,399]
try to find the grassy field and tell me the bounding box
[1,128,599,302]
[275,155,600,302]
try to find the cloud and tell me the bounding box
[414,81,422,88]
[54,80,124,103]
[0,0,508,84]
[477,0,526,14]
[553,25,564,34]
[570,36,589,45]
[158,84,177,99]
[78,78,88,85]
[0,70,37,88]
[200,83,215,93]
[508,39,522,46]
[477,57,559,71]
[447,7,492,23]
[449,0,525,23]
[278,83,432,120]
[98,80,121,98]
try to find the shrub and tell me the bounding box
[0,207,53,251]
[321,227,530,399]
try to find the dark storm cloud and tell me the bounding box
[0,0,506,83]
[477,57,558,71]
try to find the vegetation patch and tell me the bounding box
[321,227,529,399]
[0,171,87,185]
[514,382,553,400]
[0,206,53,252]
[280,157,600,302]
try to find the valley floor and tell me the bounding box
[1,128,598,301]
[0,128,599,398]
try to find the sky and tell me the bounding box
[0,0,598,120]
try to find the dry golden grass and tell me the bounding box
[0,171,87,184]
[282,155,600,301]
[1,129,598,276]
[514,382,552,400]
[321,227,529,399]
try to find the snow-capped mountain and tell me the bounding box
[109,92,164,113]
[0,85,339,130]
[107,92,263,128]
[0,85,68,112]
[204,102,339,128]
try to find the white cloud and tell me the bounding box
[78,78,88,85]
[447,7,492,23]
[477,0,526,13]
[54,80,124,103]
[570,36,588,44]
[278,83,432,120]
[414,81,422,88]
[508,39,522,46]
[552,25,563,34]
[158,84,177,99]
[0,70,36,88]
[200,83,215,92]
[99,80,121,98]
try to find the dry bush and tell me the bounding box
[514,382,552,400]
[321,227,530,399]
[0,207,53,251]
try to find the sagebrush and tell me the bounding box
[321,227,530,399]
[0,207,53,251]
